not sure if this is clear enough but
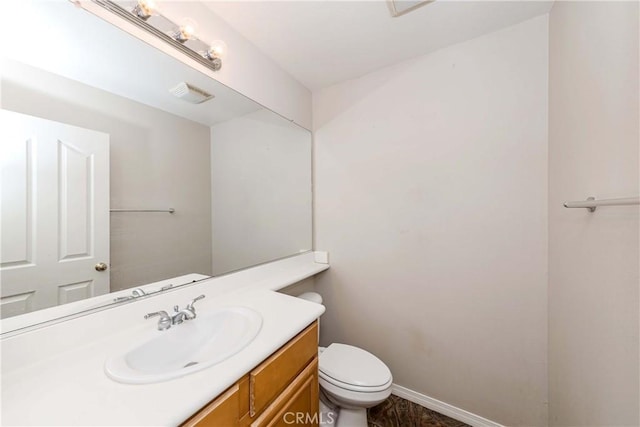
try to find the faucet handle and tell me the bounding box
[144,310,172,331]
[186,294,205,312]
[144,310,168,319]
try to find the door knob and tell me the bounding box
[95,262,108,272]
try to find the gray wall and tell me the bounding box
[313,16,549,426]
[1,61,213,291]
[548,2,640,425]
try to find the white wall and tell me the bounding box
[1,61,213,291]
[210,109,312,275]
[313,16,549,426]
[548,2,640,425]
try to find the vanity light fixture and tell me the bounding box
[93,0,226,72]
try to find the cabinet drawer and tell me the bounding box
[251,358,319,427]
[250,321,318,416]
[182,383,240,427]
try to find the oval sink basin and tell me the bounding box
[105,306,262,384]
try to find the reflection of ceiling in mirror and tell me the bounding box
[1,0,261,126]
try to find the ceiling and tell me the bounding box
[203,0,554,90]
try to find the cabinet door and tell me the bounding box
[251,358,319,427]
[250,322,318,416]
[182,383,240,427]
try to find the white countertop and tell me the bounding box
[0,253,328,426]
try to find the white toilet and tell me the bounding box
[298,292,393,427]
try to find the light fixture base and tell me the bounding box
[210,57,222,71]
[132,3,151,21]
[202,51,223,70]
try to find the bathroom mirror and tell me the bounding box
[0,1,312,329]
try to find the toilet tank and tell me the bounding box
[297,292,323,343]
[298,292,323,304]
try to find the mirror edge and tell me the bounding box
[0,0,313,336]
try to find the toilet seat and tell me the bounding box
[319,371,393,393]
[319,344,392,393]
[319,375,392,409]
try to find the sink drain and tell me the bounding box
[183,361,199,368]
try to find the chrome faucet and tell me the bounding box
[172,295,205,324]
[113,287,148,302]
[171,306,195,324]
[145,295,206,331]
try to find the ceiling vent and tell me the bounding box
[169,82,214,104]
[387,0,435,17]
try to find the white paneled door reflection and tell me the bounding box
[0,109,110,318]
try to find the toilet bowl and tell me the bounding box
[298,293,393,427]
[319,343,393,426]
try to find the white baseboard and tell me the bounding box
[391,384,504,427]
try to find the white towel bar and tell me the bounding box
[563,197,640,212]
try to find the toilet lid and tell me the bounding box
[319,343,392,388]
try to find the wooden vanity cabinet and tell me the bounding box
[182,383,241,427]
[249,358,318,427]
[182,321,319,427]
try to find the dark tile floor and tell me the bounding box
[367,395,470,427]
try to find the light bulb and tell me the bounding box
[207,40,228,59]
[179,18,198,40]
[170,18,198,43]
[139,0,156,12]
